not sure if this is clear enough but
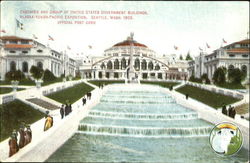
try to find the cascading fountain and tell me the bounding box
[46,84,249,162]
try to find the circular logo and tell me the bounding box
[209,122,243,156]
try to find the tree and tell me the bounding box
[228,68,244,84]
[201,73,210,84]
[179,54,183,60]
[30,66,44,80]
[43,69,56,81]
[185,52,193,60]
[5,70,25,81]
[213,67,226,84]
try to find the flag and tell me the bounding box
[222,38,227,43]
[67,46,71,50]
[48,35,54,41]
[206,43,210,48]
[0,29,6,33]
[88,45,92,49]
[76,53,79,55]
[16,19,24,30]
[33,34,38,39]
[199,47,203,51]
[174,45,178,50]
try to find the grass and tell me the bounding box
[0,87,25,94]
[0,79,35,86]
[0,100,45,142]
[216,82,246,89]
[89,80,125,86]
[235,103,249,115]
[42,77,64,86]
[140,81,180,88]
[46,82,94,104]
[176,85,240,108]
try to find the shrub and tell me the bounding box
[30,66,44,80]
[201,73,210,84]
[43,69,56,81]
[5,70,25,81]
[213,67,226,84]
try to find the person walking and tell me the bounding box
[65,104,69,116]
[12,130,19,152]
[18,123,25,149]
[8,134,18,157]
[82,96,86,106]
[228,105,233,118]
[69,104,72,113]
[231,107,236,119]
[185,94,189,100]
[60,104,65,119]
[222,105,227,115]
[44,112,53,131]
[26,125,32,143]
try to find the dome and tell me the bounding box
[113,39,147,48]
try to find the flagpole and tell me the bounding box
[14,18,17,36]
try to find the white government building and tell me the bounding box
[0,36,76,80]
[188,39,250,82]
[78,34,189,81]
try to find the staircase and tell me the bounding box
[26,98,60,110]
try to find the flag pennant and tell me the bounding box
[67,46,71,50]
[88,45,92,49]
[33,34,38,39]
[174,45,178,50]
[222,38,227,43]
[206,43,210,48]
[48,35,54,41]
[0,29,6,33]
[199,47,203,51]
[16,19,24,30]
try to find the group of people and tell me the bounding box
[98,83,104,89]
[9,123,32,157]
[59,102,72,119]
[44,111,54,131]
[222,105,236,119]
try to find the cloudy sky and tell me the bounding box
[1,1,249,59]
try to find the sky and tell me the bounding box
[0,1,249,59]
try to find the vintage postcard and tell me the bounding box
[0,1,249,162]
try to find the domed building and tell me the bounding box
[79,34,189,81]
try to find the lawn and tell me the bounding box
[0,100,45,142]
[140,81,180,88]
[176,85,240,108]
[89,80,125,86]
[0,79,35,86]
[0,87,25,94]
[46,82,94,104]
[216,83,246,90]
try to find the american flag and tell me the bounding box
[48,35,54,41]
[16,19,24,30]
[0,29,6,33]
[33,34,38,39]
[206,43,210,48]
[67,46,71,50]
[222,38,227,43]
[88,45,92,49]
[174,45,178,50]
[199,47,203,51]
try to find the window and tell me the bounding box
[22,51,28,54]
[134,58,140,70]
[121,58,126,69]
[10,61,16,71]
[114,59,119,69]
[155,64,160,70]
[242,54,248,58]
[9,40,17,44]
[114,72,119,78]
[21,40,29,44]
[9,50,16,53]
[229,54,235,57]
[22,62,28,72]
[141,59,147,70]
[241,65,247,75]
[107,61,113,69]
[37,49,43,53]
[100,63,106,69]
[37,62,43,69]
[148,61,153,71]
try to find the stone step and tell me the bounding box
[26,98,60,110]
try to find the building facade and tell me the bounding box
[79,35,189,81]
[0,36,76,80]
[188,39,250,82]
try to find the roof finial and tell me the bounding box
[130,32,134,40]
